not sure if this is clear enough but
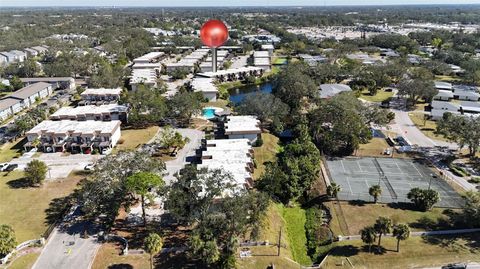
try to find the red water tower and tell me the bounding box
[200,20,229,73]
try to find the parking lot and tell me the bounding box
[326,157,464,208]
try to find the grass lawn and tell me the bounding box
[92,242,150,269]
[204,98,230,109]
[359,89,394,103]
[114,126,160,152]
[5,252,40,269]
[253,133,280,180]
[408,111,449,143]
[238,204,297,269]
[276,204,312,266]
[435,75,462,82]
[0,171,81,242]
[0,138,26,163]
[323,233,480,269]
[326,201,454,236]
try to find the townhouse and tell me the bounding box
[79,88,122,105]
[49,104,128,122]
[25,120,121,154]
[220,115,261,142]
[0,82,53,121]
[198,139,255,193]
[253,50,271,71]
[20,77,76,90]
[430,81,480,120]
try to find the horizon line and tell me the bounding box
[2,3,480,8]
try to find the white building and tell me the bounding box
[223,116,261,142]
[20,77,75,90]
[253,50,271,70]
[191,77,217,102]
[50,104,128,122]
[198,139,254,192]
[0,82,53,120]
[25,120,121,154]
[80,88,122,104]
[319,84,352,99]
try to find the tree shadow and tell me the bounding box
[329,245,359,257]
[348,200,367,207]
[387,202,416,211]
[422,233,480,252]
[45,196,73,225]
[155,252,206,269]
[6,177,32,189]
[107,264,134,269]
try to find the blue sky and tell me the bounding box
[1,0,479,7]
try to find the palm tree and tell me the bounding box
[373,216,392,251]
[360,226,377,253]
[144,233,163,269]
[369,185,382,204]
[392,224,410,252]
[327,182,341,198]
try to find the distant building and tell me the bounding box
[319,84,352,99]
[253,50,271,71]
[20,77,75,90]
[49,104,128,122]
[79,88,122,105]
[0,82,53,120]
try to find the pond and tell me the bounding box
[228,82,274,105]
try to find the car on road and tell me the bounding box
[4,164,18,172]
[84,163,95,171]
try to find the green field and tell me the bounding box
[323,234,480,269]
[359,89,394,103]
[0,171,81,242]
[253,133,280,180]
[114,126,160,152]
[276,204,312,265]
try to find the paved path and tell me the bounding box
[32,207,101,269]
[338,228,480,241]
[421,262,480,269]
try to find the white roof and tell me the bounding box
[26,120,121,135]
[225,116,261,134]
[254,51,270,58]
[435,81,453,90]
[199,138,253,189]
[50,104,127,118]
[81,88,122,96]
[131,69,157,84]
[261,44,274,50]
[191,78,218,93]
[133,52,164,63]
[197,66,263,78]
[254,57,271,66]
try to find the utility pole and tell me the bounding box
[277,228,282,256]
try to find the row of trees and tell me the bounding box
[360,217,410,253]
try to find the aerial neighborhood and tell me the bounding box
[1,4,480,269]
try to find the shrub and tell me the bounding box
[254,136,264,147]
[117,138,125,144]
[305,206,331,259]
[468,177,480,184]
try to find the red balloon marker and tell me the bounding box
[200,20,229,73]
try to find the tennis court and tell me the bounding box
[325,157,464,208]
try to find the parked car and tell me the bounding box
[0,163,9,171]
[442,264,466,269]
[84,163,95,171]
[101,148,112,155]
[4,164,18,172]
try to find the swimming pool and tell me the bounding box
[203,108,216,119]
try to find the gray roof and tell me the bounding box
[319,84,352,99]
[10,50,26,57]
[20,77,74,83]
[9,82,51,100]
[0,51,16,59]
[0,98,20,111]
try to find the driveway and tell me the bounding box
[32,207,101,269]
[10,152,101,179]
[163,128,203,184]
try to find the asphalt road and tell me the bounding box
[163,128,204,184]
[32,207,100,269]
